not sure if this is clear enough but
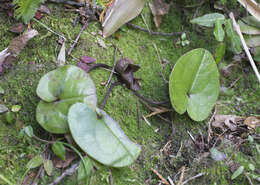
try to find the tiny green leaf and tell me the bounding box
[5,112,14,124]
[215,43,226,64]
[11,105,21,112]
[78,156,93,183]
[52,142,66,161]
[231,166,244,180]
[190,13,225,27]
[68,103,141,167]
[26,155,43,169]
[214,19,225,42]
[248,164,255,171]
[225,19,242,54]
[44,160,53,176]
[248,135,254,143]
[24,126,34,137]
[169,48,220,121]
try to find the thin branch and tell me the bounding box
[49,162,80,185]
[68,20,89,55]
[127,23,183,36]
[182,173,205,185]
[229,12,260,83]
[106,47,118,88]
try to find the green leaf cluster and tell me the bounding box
[36,65,141,168]
[13,0,46,23]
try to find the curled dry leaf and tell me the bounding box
[149,0,170,28]
[244,116,260,129]
[212,114,244,131]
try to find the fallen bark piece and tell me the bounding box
[0,29,39,74]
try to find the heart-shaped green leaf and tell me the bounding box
[169,48,220,121]
[36,65,97,134]
[68,103,141,167]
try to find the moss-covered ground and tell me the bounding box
[0,1,259,185]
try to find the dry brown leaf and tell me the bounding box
[244,116,260,129]
[212,115,244,131]
[149,0,170,28]
[53,151,77,168]
[0,29,38,74]
[237,0,260,22]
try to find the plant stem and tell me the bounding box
[229,12,260,83]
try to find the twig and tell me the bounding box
[176,166,185,185]
[167,176,175,185]
[207,106,216,143]
[33,18,70,42]
[127,23,182,36]
[49,162,80,185]
[141,14,151,34]
[245,173,254,185]
[182,173,205,185]
[100,81,121,110]
[151,168,170,185]
[31,165,44,185]
[68,20,89,55]
[136,101,141,129]
[229,12,260,83]
[32,135,56,144]
[109,170,114,185]
[106,47,118,88]
[48,0,84,7]
[132,90,169,105]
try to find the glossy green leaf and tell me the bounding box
[52,142,66,161]
[215,43,226,64]
[26,155,43,169]
[214,19,225,42]
[44,160,53,176]
[225,19,242,54]
[5,112,14,124]
[238,20,260,35]
[24,126,33,137]
[36,65,97,133]
[78,156,93,184]
[68,103,141,167]
[169,48,220,121]
[190,13,225,27]
[231,166,244,180]
[11,105,21,112]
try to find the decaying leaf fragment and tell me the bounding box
[0,29,38,74]
[149,0,170,28]
[237,0,260,22]
[244,116,260,129]
[212,115,244,131]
